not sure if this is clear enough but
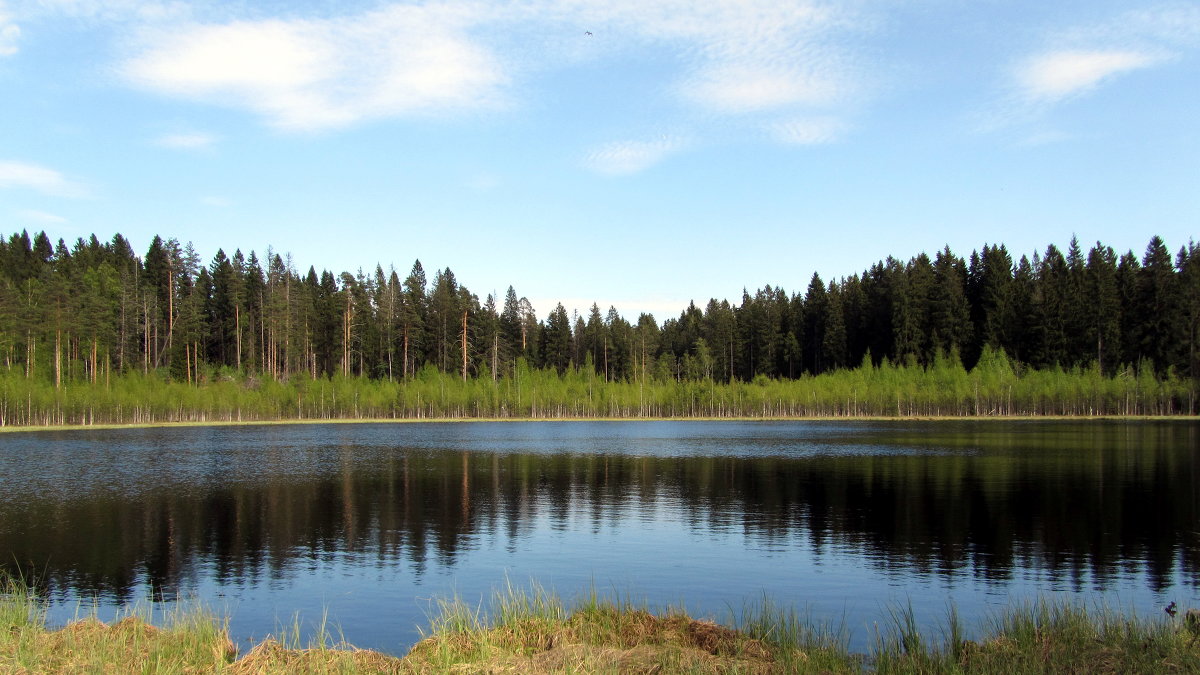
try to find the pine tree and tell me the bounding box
[930,246,972,360]
[542,303,572,374]
[823,282,848,370]
[1115,251,1141,368]
[1084,242,1121,373]
[1036,244,1069,367]
[1179,242,1200,379]
[1137,236,1182,373]
[804,273,827,374]
[499,286,522,375]
[400,260,427,378]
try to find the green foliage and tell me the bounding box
[0,350,1192,426]
[0,230,1196,415]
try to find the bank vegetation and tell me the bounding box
[4,577,1200,673]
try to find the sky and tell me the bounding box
[0,0,1197,321]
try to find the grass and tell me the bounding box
[0,414,1192,436]
[4,575,1200,673]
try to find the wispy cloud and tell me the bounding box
[0,3,19,56]
[200,195,231,207]
[584,136,688,175]
[155,131,218,149]
[1058,3,1200,48]
[1016,49,1163,104]
[29,0,192,24]
[998,3,1199,121]
[574,0,865,114]
[106,0,867,140]
[17,209,67,224]
[0,160,89,197]
[121,5,510,131]
[770,116,847,145]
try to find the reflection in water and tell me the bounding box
[2,421,1198,604]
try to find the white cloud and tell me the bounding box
[0,5,19,56]
[109,0,867,134]
[584,136,687,175]
[1002,3,1199,116]
[1060,4,1200,48]
[1016,49,1162,103]
[17,209,67,224]
[682,63,841,113]
[121,5,510,131]
[155,131,217,149]
[564,0,863,113]
[0,160,89,197]
[770,116,847,145]
[31,0,192,23]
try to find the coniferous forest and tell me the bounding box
[0,230,1197,425]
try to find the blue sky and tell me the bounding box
[0,0,1197,321]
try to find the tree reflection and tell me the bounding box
[2,423,1198,600]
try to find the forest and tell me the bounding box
[0,229,1196,424]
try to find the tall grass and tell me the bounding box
[0,575,236,673]
[5,574,1200,673]
[0,352,1194,427]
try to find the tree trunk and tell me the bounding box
[461,310,468,381]
[167,259,174,356]
[143,299,150,374]
[235,304,242,372]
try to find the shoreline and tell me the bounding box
[4,580,1199,673]
[0,413,1194,434]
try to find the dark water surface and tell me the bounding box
[1,420,1198,653]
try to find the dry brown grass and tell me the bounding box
[404,608,782,674]
[2,615,236,674]
[9,580,1200,674]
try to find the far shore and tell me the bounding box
[0,414,1194,434]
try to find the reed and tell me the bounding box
[5,574,1200,673]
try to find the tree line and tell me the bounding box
[0,230,1196,406]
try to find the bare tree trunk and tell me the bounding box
[143,299,150,374]
[284,275,291,378]
[461,310,468,381]
[235,304,242,372]
[260,296,266,377]
[342,298,352,377]
[167,259,174,356]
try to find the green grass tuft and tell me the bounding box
[6,573,1200,673]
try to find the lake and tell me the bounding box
[1,419,1197,654]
